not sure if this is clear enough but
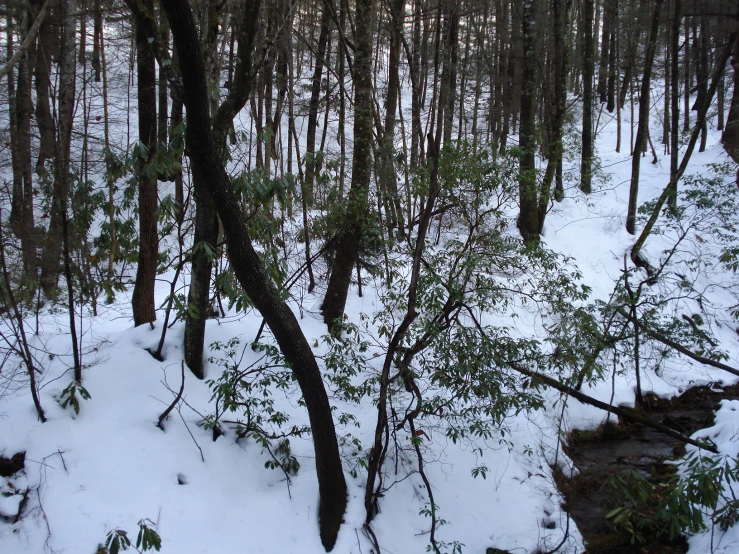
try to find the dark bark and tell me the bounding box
[304,5,330,206]
[161,2,347,548]
[580,0,594,194]
[158,12,169,146]
[723,34,739,163]
[184,0,261,376]
[626,0,662,236]
[131,0,159,326]
[539,0,570,215]
[597,0,613,103]
[606,0,617,113]
[8,1,37,278]
[92,0,102,81]
[321,0,375,330]
[34,1,56,172]
[441,0,459,143]
[517,0,538,243]
[668,0,681,207]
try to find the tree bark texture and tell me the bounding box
[517,0,538,243]
[580,0,594,194]
[723,33,739,163]
[321,0,376,330]
[161,1,347,549]
[131,0,159,326]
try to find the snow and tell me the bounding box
[2,34,739,554]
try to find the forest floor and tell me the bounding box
[2,97,739,554]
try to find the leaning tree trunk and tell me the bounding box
[321,0,376,331]
[161,2,347,549]
[626,0,662,235]
[131,0,158,326]
[183,0,261,378]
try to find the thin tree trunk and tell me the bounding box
[668,0,681,207]
[39,0,77,295]
[378,0,406,235]
[580,0,594,194]
[626,0,663,236]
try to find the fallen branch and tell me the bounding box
[615,307,739,379]
[157,361,185,430]
[508,361,718,453]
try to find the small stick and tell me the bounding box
[157,361,185,430]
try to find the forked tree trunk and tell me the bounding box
[161,3,347,549]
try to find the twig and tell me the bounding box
[177,405,204,462]
[158,361,186,430]
[263,440,292,499]
[539,511,571,554]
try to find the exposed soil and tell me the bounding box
[556,383,739,554]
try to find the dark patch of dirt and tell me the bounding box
[556,382,739,554]
[0,452,25,477]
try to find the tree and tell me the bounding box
[517,0,539,243]
[580,0,594,194]
[626,0,663,236]
[723,33,739,164]
[131,0,158,326]
[160,1,347,549]
[320,0,376,330]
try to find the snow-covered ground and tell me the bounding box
[2,40,739,553]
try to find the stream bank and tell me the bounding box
[556,382,739,553]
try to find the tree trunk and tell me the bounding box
[39,0,76,295]
[304,6,331,206]
[517,0,538,243]
[626,0,662,235]
[668,0,681,207]
[184,0,261,376]
[321,0,376,330]
[131,0,158,326]
[377,0,406,235]
[722,33,739,163]
[161,3,347,549]
[580,0,594,194]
